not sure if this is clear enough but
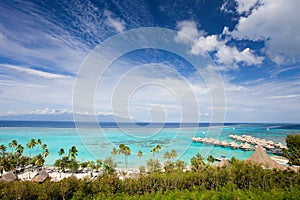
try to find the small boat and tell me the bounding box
[215,155,227,161]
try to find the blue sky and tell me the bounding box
[0,0,300,122]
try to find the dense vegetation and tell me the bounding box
[0,139,49,175]
[285,134,300,165]
[0,158,299,199]
[1,136,300,199]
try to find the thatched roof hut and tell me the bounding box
[32,170,50,183]
[246,145,285,170]
[214,159,231,168]
[1,172,18,182]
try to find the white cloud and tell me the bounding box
[1,64,71,79]
[232,0,300,64]
[216,46,263,66]
[235,0,260,14]
[175,20,264,68]
[190,35,223,55]
[174,20,205,44]
[104,10,126,32]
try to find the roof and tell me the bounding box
[246,145,286,170]
[214,159,231,168]
[32,170,50,183]
[1,172,18,182]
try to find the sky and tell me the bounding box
[0,0,300,123]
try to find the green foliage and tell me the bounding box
[103,157,116,174]
[285,134,300,165]
[190,153,205,171]
[146,158,161,173]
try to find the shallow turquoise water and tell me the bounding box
[0,123,299,167]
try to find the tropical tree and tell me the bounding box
[34,154,45,167]
[8,139,18,156]
[207,155,215,164]
[119,144,131,171]
[0,144,6,158]
[36,139,42,154]
[42,148,49,168]
[26,138,36,179]
[88,161,96,176]
[146,158,161,173]
[0,144,7,176]
[170,149,177,161]
[285,134,300,165]
[138,150,143,166]
[151,144,161,159]
[103,157,116,174]
[96,159,102,171]
[111,147,118,161]
[68,146,78,161]
[190,153,205,171]
[58,148,65,177]
[15,144,24,172]
[26,138,36,162]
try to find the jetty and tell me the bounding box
[192,134,288,154]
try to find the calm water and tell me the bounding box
[0,121,299,167]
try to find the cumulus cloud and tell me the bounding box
[231,0,300,64]
[175,20,264,69]
[235,0,260,15]
[104,10,126,32]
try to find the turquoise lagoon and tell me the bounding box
[0,122,299,167]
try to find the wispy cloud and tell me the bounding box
[104,10,126,32]
[265,94,300,99]
[1,64,71,79]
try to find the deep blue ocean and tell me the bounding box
[0,121,299,167]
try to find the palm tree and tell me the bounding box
[0,144,6,176]
[58,148,65,177]
[34,154,45,167]
[26,138,36,179]
[138,150,143,166]
[26,138,36,161]
[111,147,118,160]
[9,139,18,156]
[68,146,78,161]
[0,144,6,158]
[96,159,102,171]
[170,149,177,161]
[119,144,131,171]
[42,148,49,168]
[151,144,161,159]
[36,139,42,154]
[16,144,24,172]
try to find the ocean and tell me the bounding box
[0,121,299,167]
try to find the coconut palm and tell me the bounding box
[9,139,18,156]
[170,149,177,161]
[96,159,102,171]
[0,144,6,158]
[26,138,36,179]
[151,144,161,159]
[68,146,78,161]
[119,144,131,171]
[15,144,24,172]
[36,139,42,154]
[26,138,36,160]
[111,147,118,160]
[0,144,6,176]
[138,150,143,166]
[58,148,65,177]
